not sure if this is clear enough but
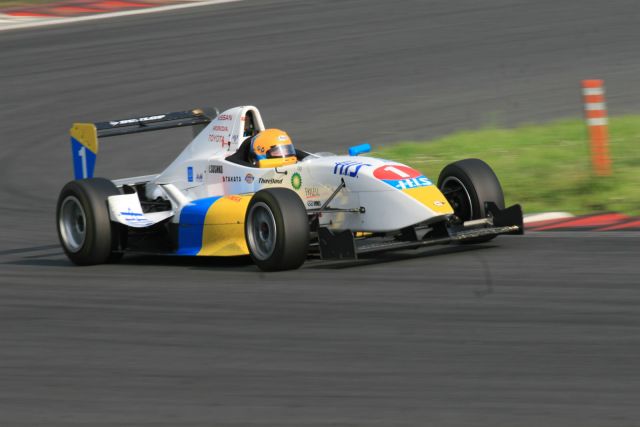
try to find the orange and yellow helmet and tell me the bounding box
[250,129,297,168]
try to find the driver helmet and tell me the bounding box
[250,129,297,168]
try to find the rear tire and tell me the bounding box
[56,178,123,265]
[437,158,505,243]
[245,188,309,271]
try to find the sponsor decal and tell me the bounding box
[120,210,143,217]
[196,173,203,182]
[333,160,371,178]
[278,135,289,141]
[222,176,241,182]
[209,134,225,143]
[291,172,302,190]
[258,177,284,185]
[305,187,320,198]
[373,165,433,190]
[212,125,228,132]
[187,166,193,182]
[434,200,446,207]
[307,200,321,208]
[383,176,433,190]
[109,115,165,126]
[209,135,231,150]
[226,195,243,202]
[245,173,255,184]
[208,165,223,174]
[373,165,422,180]
[118,209,154,226]
[217,114,233,121]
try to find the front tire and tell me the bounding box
[245,188,309,271]
[437,158,505,242]
[56,178,122,265]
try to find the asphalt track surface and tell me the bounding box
[1,0,640,425]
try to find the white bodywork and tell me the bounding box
[109,106,452,232]
[108,192,173,228]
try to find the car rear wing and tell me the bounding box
[69,108,216,180]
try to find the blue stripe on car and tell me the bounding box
[71,137,97,180]
[176,196,223,255]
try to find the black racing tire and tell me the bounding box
[56,178,123,265]
[437,158,505,243]
[245,188,310,271]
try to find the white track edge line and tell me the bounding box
[523,212,574,224]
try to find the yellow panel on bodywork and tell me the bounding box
[256,156,297,169]
[70,123,98,154]
[402,186,454,215]
[199,195,251,256]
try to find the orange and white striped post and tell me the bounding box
[581,79,611,176]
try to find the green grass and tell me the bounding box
[372,116,640,215]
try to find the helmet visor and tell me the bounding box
[267,143,296,159]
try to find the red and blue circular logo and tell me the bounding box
[373,165,432,190]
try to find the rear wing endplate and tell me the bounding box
[69,108,215,180]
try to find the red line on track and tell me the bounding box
[92,1,152,9]
[2,0,161,16]
[5,11,57,16]
[598,219,640,231]
[526,217,577,231]
[51,5,105,13]
[533,213,630,231]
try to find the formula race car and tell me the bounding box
[57,105,523,271]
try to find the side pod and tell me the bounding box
[176,195,253,257]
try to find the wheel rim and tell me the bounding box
[247,202,277,261]
[59,196,87,253]
[440,176,474,220]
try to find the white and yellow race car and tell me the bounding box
[57,105,523,271]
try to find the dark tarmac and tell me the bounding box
[1,0,639,425]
